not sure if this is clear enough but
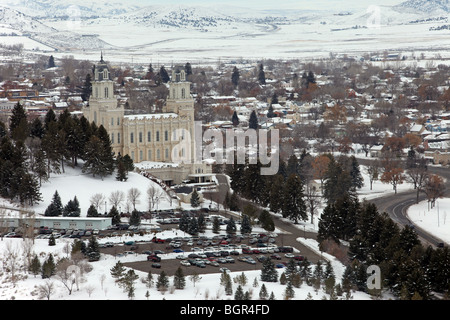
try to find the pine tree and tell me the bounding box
[185,62,192,78]
[159,66,170,83]
[226,216,237,234]
[45,191,63,216]
[187,217,199,235]
[260,258,278,282]
[259,210,275,232]
[234,285,245,300]
[258,64,266,85]
[108,206,121,225]
[48,55,55,68]
[9,102,29,142]
[115,156,128,181]
[248,110,258,130]
[48,234,56,246]
[259,283,268,300]
[86,236,100,261]
[281,174,307,224]
[173,267,186,289]
[29,254,41,277]
[41,254,56,279]
[63,196,80,217]
[129,209,141,226]
[349,156,364,190]
[232,110,239,127]
[190,189,200,208]
[87,204,99,217]
[81,73,92,101]
[231,66,240,87]
[156,271,169,291]
[240,214,252,234]
[284,281,295,300]
[212,216,220,233]
[179,212,190,232]
[110,261,125,282]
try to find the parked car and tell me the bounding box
[180,260,191,267]
[151,263,161,268]
[147,255,161,262]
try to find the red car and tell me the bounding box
[294,255,304,261]
[152,237,165,243]
[147,255,161,262]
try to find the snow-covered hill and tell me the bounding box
[1,1,450,62]
[394,0,450,14]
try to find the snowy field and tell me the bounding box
[0,227,373,301]
[408,198,450,245]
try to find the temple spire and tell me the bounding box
[100,51,104,63]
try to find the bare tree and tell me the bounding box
[406,166,429,204]
[127,188,142,210]
[109,190,125,209]
[147,185,164,211]
[37,280,55,300]
[424,174,446,209]
[56,259,79,295]
[305,184,321,225]
[90,193,106,211]
[365,162,380,191]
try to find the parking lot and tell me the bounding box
[99,233,306,277]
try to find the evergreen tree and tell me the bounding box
[284,281,295,300]
[156,271,169,291]
[349,156,364,190]
[269,174,285,213]
[281,174,307,224]
[190,189,200,208]
[48,55,55,68]
[226,216,237,234]
[173,267,186,289]
[110,261,126,282]
[259,210,275,232]
[185,62,192,78]
[9,102,29,142]
[108,206,121,225]
[187,217,199,235]
[234,285,245,300]
[129,209,141,226]
[159,66,170,83]
[86,236,100,261]
[258,64,266,85]
[232,111,239,127]
[179,212,190,232]
[212,216,220,233]
[231,66,240,87]
[240,214,252,234]
[249,110,258,130]
[48,234,56,246]
[30,118,44,139]
[29,254,41,277]
[81,73,92,101]
[41,254,56,279]
[87,204,99,217]
[259,283,268,300]
[260,258,278,282]
[45,191,63,216]
[267,104,275,118]
[63,196,80,217]
[115,155,128,182]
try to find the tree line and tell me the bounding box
[0,102,133,207]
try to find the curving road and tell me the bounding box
[358,158,450,247]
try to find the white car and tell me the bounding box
[180,260,190,266]
[285,253,295,258]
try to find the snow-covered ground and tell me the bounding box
[0,227,372,301]
[408,198,450,245]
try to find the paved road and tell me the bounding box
[358,158,450,247]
